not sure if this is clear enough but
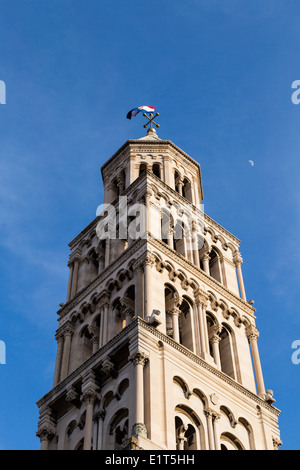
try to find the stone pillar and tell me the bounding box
[169,307,181,343]
[60,323,74,380]
[205,410,215,450]
[99,307,104,349]
[195,290,210,357]
[213,413,221,450]
[192,222,200,268]
[144,254,155,319]
[234,253,246,301]
[102,300,110,345]
[53,331,64,386]
[95,409,106,450]
[202,253,210,275]
[209,326,221,369]
[130,351,149,438]
[71,258,80,298]
[96,246,105,273]
[66,263,73,302]
[36,406,56,450]
[177,178,183,196]
[177,424,188,450]
[104,239,110,268]
[88,325,99,355]
[163,156,173,187]
[246,324,265,397]
[81,372,97,451]
[133,261,144,318]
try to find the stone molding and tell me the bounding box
[37,318,280,418]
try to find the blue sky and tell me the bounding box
[0,0,300,450]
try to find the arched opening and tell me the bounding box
[219,325,236,379]
[80,325,93,361]
[174,405,203,450]
[173,219,185,256]
[179,296,195,351]
[164,284,179,338]
[139,163,147,176]
[209,247,222,283]
[121,285,136,325]
[182,177,193,203]
[161,210,172,245]
[220,432,244,450]
[174,170,181,194]
[106,408,129,450]
[64,419,77,450]
[152,163,161,178]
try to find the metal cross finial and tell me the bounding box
[143,112,160,130]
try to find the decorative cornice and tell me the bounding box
[37,318,280,418]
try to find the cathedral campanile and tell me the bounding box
[36,120,281,451]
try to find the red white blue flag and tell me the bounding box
[126,106,155,120]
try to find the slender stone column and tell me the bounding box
[195,290,209,356]
[95,409,106,450]
[66,263,73,302]
[133,261,144,318]
[177,178,183,196]
[192,222,200,268]
[88,325,99,354]
[234,253,246,301]
[71,258,79,297]
[102,301,110,345]
[202,253,210,275]
[130,351,149,438]
[82,389,97,450]
[163,156,173,187]
[205,410,215,450]
[99,307,104,349]
[104,239,110,267]
[53,332,64,386]
[209,326,221,369]
[169,307,181,343]
[177,424,188,450]
[247,324,265,397]
[144,254,155,318]
[81,371,97,451]
[60,323,74,380]
[213,413,221,450]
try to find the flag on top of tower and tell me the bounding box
[126,106,155,119]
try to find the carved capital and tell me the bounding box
[246,324,259,342]
[129,351,149,367]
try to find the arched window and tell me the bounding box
[139,163,147,175]
[164,284,179,338]
[179,297,195,352]
[209,248,222,283]
[174,406,203,450]
[80,325,93,361]
[106,408,129,450]
[182,177,193,203]
[220,432,244,450]
[219,325,236,379]
[174,170,181,194]
[152,163,161,178]
[161,210,172,245]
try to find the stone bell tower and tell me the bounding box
[36,119,281,451]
